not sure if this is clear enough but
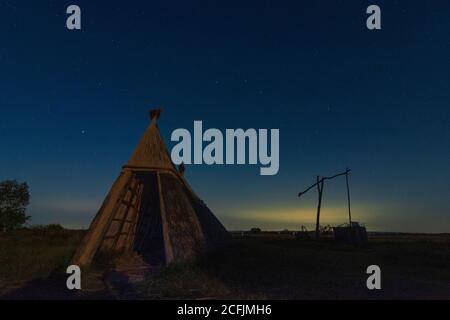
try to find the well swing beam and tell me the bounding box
[298,168,352,238]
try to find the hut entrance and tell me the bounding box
[133,171,166,265]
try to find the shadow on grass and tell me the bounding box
[0,269,100,300]
[0,251,136,300]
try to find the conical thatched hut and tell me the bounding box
[72,110,230,267]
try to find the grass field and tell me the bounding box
[1,228,449,299]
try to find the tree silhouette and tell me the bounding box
[0,180,31,232]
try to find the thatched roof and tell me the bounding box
[126,110,176,171]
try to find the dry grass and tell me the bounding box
[1,229,450,299]
[0,227,84,286]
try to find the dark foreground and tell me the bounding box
[1,228,449,299]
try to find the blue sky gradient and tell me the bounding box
[1,0,449,232]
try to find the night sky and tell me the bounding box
[1,0,449,232]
